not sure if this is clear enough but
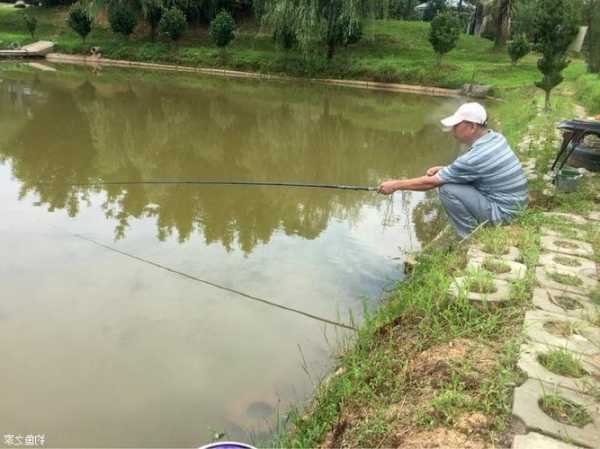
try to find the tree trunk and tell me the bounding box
[544,89,551,111]
[327,41,335,59]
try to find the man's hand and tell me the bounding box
[377,180,398,195]
[426,166,444,176]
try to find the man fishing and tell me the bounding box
[377,102,528,238]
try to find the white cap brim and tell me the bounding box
[440,114,462,128]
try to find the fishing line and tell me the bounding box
[37,179,377,192]
[66,230,357,331]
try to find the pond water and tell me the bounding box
[0,64,461,448]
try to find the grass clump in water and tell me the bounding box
[537,349,587,378]
[547,271,583,287]
[539,395,592,427]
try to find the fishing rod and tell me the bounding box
[64,230,357,332]
[39,179,377,192]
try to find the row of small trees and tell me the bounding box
[67,0,235,47]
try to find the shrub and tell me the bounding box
[429,12,461,65]
[142,0,163,40]
[159,7,186,42]
[67,3,93,43]
[22,13,37,39]
[533,0,579,110]
[210,10,235,48]
[108,1,138,38]
[508,34,531,65]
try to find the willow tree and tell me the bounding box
[261,0,380,59]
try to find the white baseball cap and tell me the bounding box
[441,102,487,128]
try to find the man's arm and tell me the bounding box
[377,174,443,194]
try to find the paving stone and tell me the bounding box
[532,288,599,322]
[542,213,588,226]
[540,227,587,241]
[512,379,600,448]
[538,253,598,280]
[448,276,512,307]
[524,310,600,356]
[540,236,594,259]
[518,342,600,395]
[468,244,521,262]
[468,257,527,281]
[536,267,597,296]
[543,188,556,197]
[512,432,584,449]
[588,211,600,222]
[528,172,539,181]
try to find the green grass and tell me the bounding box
[537,349,587,378]
[553,255,582,267]
[482,258,511,274]
[547,271,583,287]
[539,395,592,427]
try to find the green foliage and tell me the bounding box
[493,0,515,48]
[423,0,446,22]
[142,0,163,40]
[533,0,579,110]
[22,13,37,39]
[67,2,93,43]
[508,33,530,65]
[209,9,235,48]
[159,7,187,41]
[584,0,600,72]
[261,0,375,59]
[429,12,461,65]
[108,1,138,38]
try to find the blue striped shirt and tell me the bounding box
[438,131,528,222]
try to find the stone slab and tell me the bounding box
[27,62,56,72]
[541,213,588,226]
[524,310,600,356]
[518,342,600,395]
[540,236,594,259]
[538,253,597,280]
[512,432,584,449]
[532,288,599,322]
[588,211,600,222]
[448,276,512,306]
[512,379,600,448]
[468,244,521,262]
[467,257,527,281]
[536,267,597,296]
[541,227,587,241]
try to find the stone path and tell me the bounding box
[512,211,600,449]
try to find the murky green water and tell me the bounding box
[0,64,461,448]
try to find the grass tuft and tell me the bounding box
[539,395,592,427]
[537,349,587,378]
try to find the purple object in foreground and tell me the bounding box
[199,442,257,449]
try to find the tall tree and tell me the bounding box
[584,0,600,72]
[533,0,578,110]
[493,0,514,48]
[261,0,379,59]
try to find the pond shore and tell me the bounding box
[274,83,600,448]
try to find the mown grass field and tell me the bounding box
[2,3,597,99]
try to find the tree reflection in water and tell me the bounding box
[0,68,460,253]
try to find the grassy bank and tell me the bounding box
[0,4,585,91]
[273,83,600,448]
